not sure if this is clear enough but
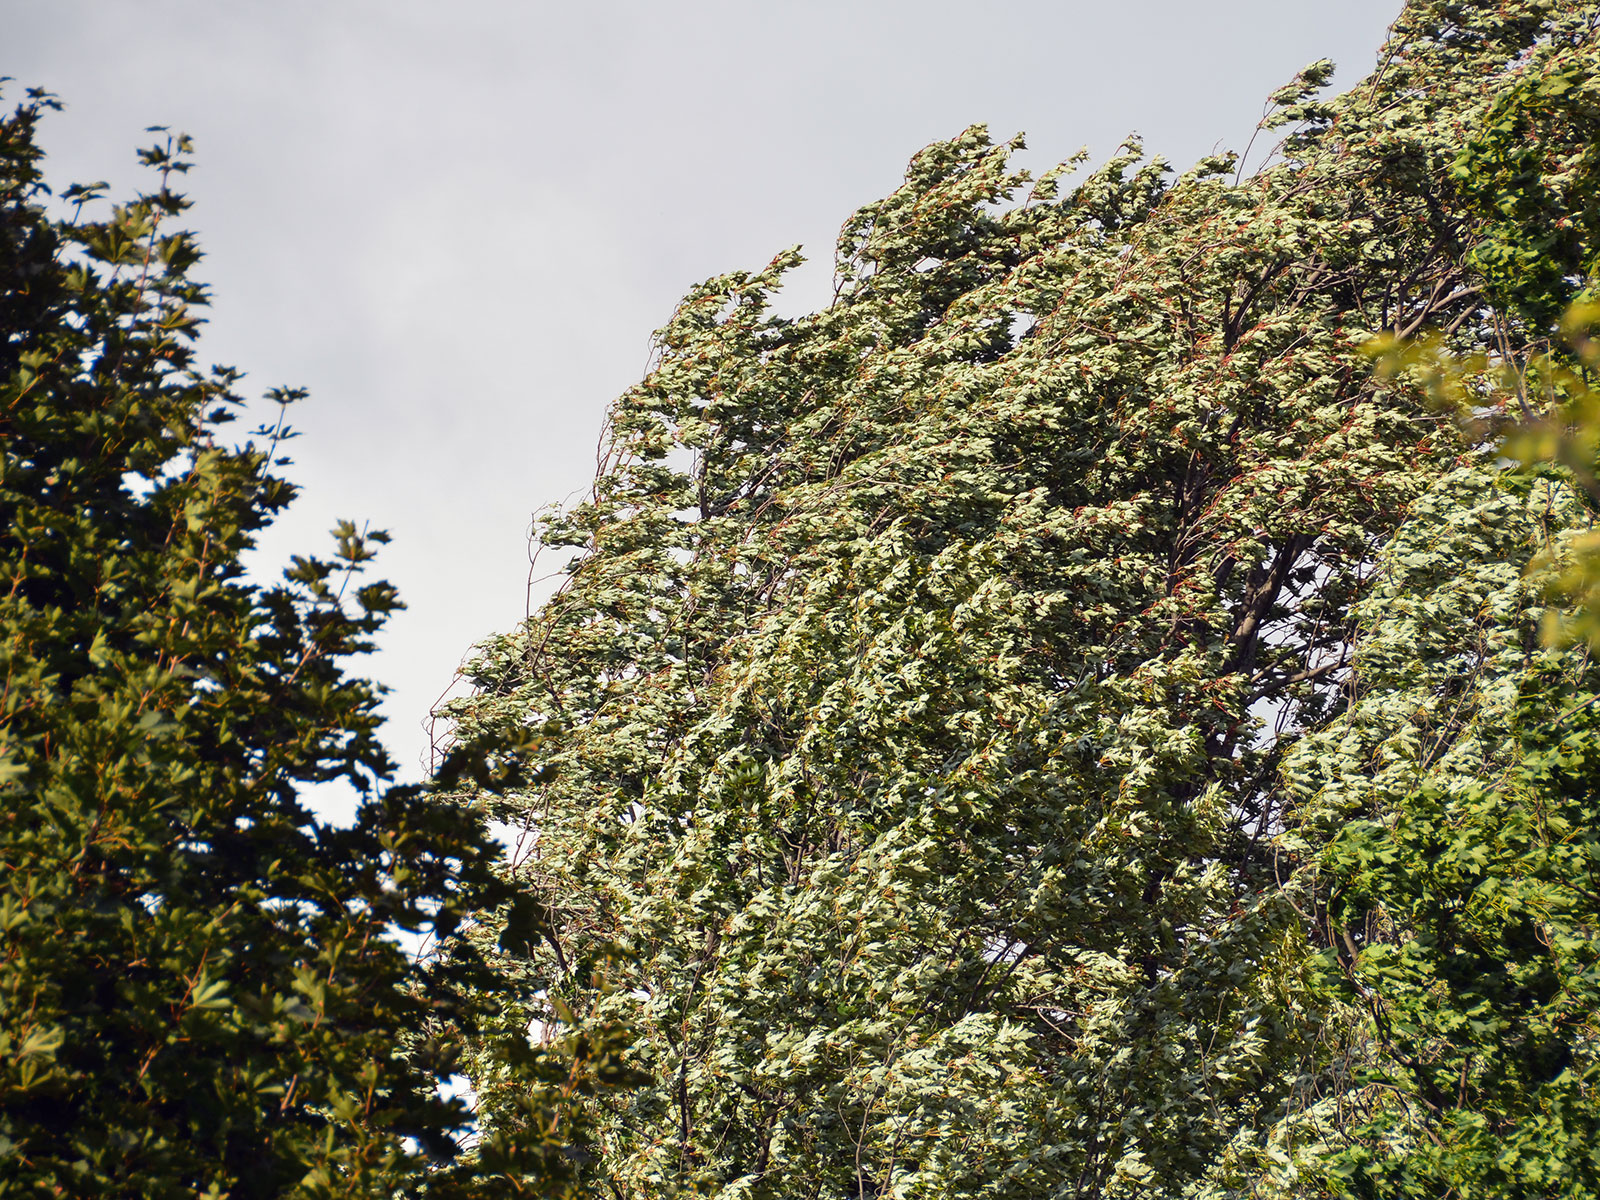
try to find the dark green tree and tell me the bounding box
[0,91,628,1198]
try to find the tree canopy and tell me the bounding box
[443,1,1600,1197]
[0,91,631,1198]
[6,0,1600,1196]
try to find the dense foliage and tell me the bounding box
[1276,17,1600,1196]
[1270,466,1600,1198]
[444,1,1600,1197]
[0,92,631,1197]
[6,0,1599,1196]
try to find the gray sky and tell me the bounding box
[11,0,1401,813]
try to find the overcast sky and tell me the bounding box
[11,0,1402,814]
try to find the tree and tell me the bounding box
[1269,463,1600,1200]
[442,3,1597,1196]
[1453,18,1600,337]
[0,91,628,1198]
[1253,15,1600,1196]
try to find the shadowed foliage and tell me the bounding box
[0,90,634,1199]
